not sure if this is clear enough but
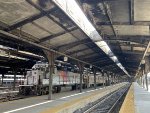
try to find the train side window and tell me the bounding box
[3,82,6,84]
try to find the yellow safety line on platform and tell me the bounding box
[119,83,135,113]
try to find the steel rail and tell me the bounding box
[83,84,129,113]
[107,84,130,113]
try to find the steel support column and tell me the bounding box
[145,56,150,91]
[116,75,119,83]
[112,74,114,84]
[114,74,117,84]
[140,70,143,86]
[78,62,84,93]
[143,68,145,88]
[107,72,110,86]
[13,68,17,91]
[1,73,4,86]
[110,73,113,85]
[44,51,55,100]
[140,74,142,86]
[114,74,116,84]
[93,68,97,89]
[102,72,105,87]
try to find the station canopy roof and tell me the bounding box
[0,0,150,76]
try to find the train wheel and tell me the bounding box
[45,87,49,94]
[57,86,61,93]
[52,86,57,93]
[72,85,75,90]
[36,89,42,96]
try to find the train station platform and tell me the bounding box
[0,83,127,113]
[120,82,150,113]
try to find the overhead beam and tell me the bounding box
[102,65,117,71]
[99,61,114,68]
[27,0,106,60]
[102,2,127,71]
[0,56,35,69]
[26,0,71,32]
[58,38,91,52]
[54,0,129,76]
[0,21,8,30]
[109,42,146,47]
[124,65,139,69]
[85,56,109,63]
[126,67,137,70]
[77,53,98,59]
[39,27,78,43]
[0,30,105,71]
[82,0,114,4]
[122,60,139,64]
[100,64,121,73]
[104,35,150,42]
[102,2,117,38]
[92,58,110,64]
[0,47,42,60]
[26,0,80,44]
[66,48,89,55]
[97,22,150,26]
[121,60,139,63]
[5,7,57,31]
[115,50,143,55]
[104,38,143,45]
[96,22,130,26]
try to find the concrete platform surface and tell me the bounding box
[0,83,126,113]
[0,87,100,113]
[120,82,150,113]
[134,82,150,113]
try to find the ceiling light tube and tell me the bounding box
[53,0,130,76]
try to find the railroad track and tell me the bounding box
[0,91,22,102]
[0,91,36,103]
[74,84,130,113]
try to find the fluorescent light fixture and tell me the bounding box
[53,0,130,76]
[53,0,101,41]
[10,55,29,60]
[117,63,121,67]
[0,45,44,60]
[111,56,118,63]
[0,53,29,60]
[18,50,44,58]
[95,41,112,55]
